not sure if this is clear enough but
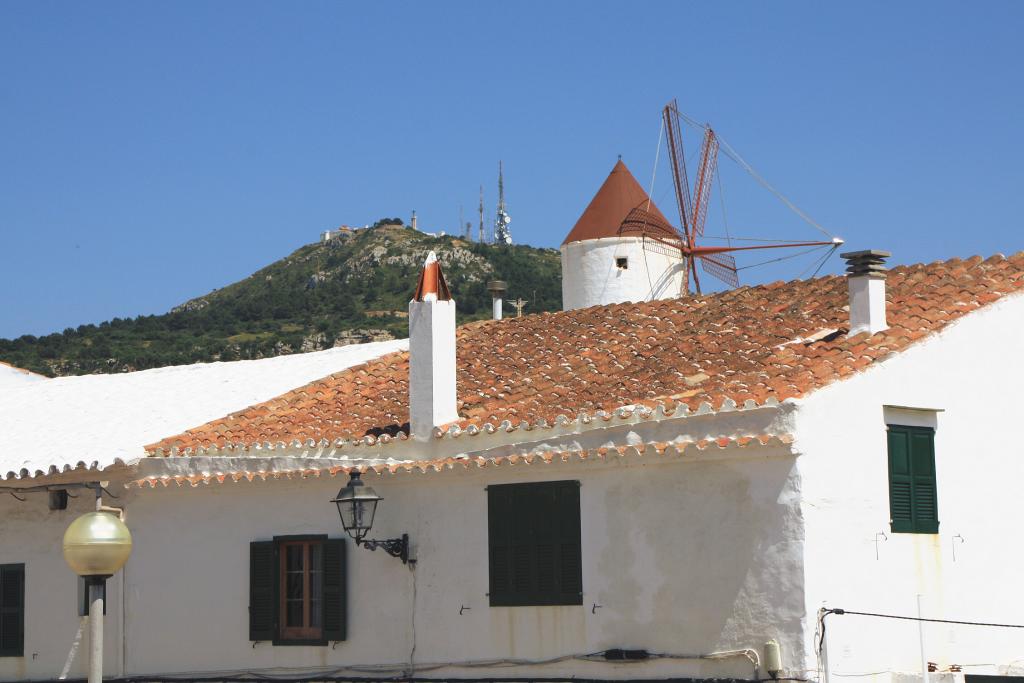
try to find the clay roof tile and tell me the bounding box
[149,252,1024,453]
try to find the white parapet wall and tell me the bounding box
[561,237,685,311]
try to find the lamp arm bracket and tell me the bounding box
[96,504,126,521]
[356,533,409,564]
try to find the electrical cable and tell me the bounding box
[826,608,1024,629]
[408,561,418,677]
[816,605,1024,678]
[112,649,772,682]
[66,678,812,683]
[831,671,897,677]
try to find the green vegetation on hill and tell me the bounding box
[0,224,563,376]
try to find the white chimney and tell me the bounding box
[409,252,458,440]
[487,280,507,320]
[841,250,890,335]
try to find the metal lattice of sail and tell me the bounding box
[619,98,841,295]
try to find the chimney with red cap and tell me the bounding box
[409,251,458,440]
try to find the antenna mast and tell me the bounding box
[494,160,513,244]
[478,186,485,243]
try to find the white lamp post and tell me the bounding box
[62,497,132,683]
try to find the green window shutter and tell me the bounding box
[909,429,939,533]
[887,425,938,534]
[888,428,915,533]
[488,481,582,606]
[249,542,277,641]
[0,564,25,658]
[488,486,514,605]
[321,539,346,642]
[555,482,583,605]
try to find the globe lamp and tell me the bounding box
[62,511,133,578]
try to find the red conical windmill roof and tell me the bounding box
[562,160,673,246]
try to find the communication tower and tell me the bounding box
[494,161,513,245]
[478,186,485,243]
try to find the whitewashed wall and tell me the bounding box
[561,238,685,310]
[795,291,1024,681]
[0,449,803,681]
[0,493,125,681]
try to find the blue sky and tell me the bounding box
[2,1,1022,338]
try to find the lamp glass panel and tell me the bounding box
[337,498,357,531]
[353,498,378,533]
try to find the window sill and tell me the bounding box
[271,639,329,647]
[489,599,584,607]
[890,521,940,535]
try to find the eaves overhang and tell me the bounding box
[131,433,797,489]
[147,396,795,463]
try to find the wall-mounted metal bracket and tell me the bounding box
[952,534,965,562]
[356,533,409,564]
[874,532,888,560]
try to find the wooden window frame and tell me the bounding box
[278,539,323,642]
[250,535,345,647]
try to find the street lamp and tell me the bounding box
[330,471,409,563]
[62,496,132,683]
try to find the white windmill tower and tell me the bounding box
[560,158,682,310]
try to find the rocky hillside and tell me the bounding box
[0,224,562,376]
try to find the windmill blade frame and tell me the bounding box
[691,128,720,238]
[699,253,739,288]
[663,100,694,244]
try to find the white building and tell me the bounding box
[561,160,685,310]
[1,251,1023,683]
[321,226,360,242]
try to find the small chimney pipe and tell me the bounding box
[840,249,891,335]
[488,280,507,320]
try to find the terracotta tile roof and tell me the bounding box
[149,253,1024,453]
[561,159,673,245]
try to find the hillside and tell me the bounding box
[0,224,563,376]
